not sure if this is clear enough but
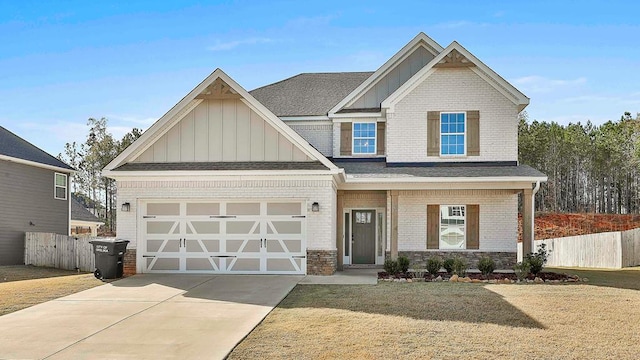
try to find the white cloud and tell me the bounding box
[207,37,275,51]
[511,75,587,93]
[108,114,156,127]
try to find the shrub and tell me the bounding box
[426,256,443,276]
[525,243,549,275]
[443,258,455,274]
[397,255,410,273]
[384,259,399,275]
[477,257,496,276]
[513,261,531,282]
[452,256,468,277]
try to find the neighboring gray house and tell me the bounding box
[0,126,74,265]
[104,33,547,275]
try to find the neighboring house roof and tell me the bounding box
[249,72,373,117]
[0,126,74,172]
[113,161,329,171]
[71,197,103,224]
[104,68,339,174]
[334,161,547,181]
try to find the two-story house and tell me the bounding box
[0,126,74,265]
[104,33,546,275]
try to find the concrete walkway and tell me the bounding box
[0,274,301,360]
[299,268,379,285]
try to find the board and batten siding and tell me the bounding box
[134,99,312,163]
[0,161,70,265]
[347,46,434,109]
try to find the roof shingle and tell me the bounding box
[249,72,373,117]
[0,126,74,171]
[113,161,329,171]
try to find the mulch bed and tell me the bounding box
[378,271,580,282]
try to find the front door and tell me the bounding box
[352,210,376,264]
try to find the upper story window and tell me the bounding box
[353,122,376,154]
[441,112,466,156]
[54,173,68,200]
[440,205,466,249]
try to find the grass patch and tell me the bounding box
[547,266,640,290]
[229,269,640,359]
[0,266,104,316]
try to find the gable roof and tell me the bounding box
[104,69,339,174]
[0,126,74,172]
[71,196,103,223]
[382,41,530,112]
[249,72,373,117]
[328,32,444,115]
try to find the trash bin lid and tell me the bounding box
[89,238,130,245]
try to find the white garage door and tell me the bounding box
[141,200,306,274]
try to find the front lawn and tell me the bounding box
[229,268,640,359]
[0,265,104,316]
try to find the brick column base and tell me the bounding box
[388,251,517,270]
[123,248,137,276]
[306,249,337,275]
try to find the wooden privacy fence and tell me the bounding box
[518,228,640,269]
[24,232,114,272]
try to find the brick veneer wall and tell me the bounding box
[307,249,337,275]
[123,249,136,276]
[391,251,517,270]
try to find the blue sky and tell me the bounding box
[1,0,639,156]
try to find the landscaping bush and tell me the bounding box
[384,259,399,275]
[397,255,410,273]
[477,257,496,276]
[513,261,530,282]
[525,243,549,275]
[452,256,468,277]
[425,257,443,276]
[443,258,455,274]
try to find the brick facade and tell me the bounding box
[392,251,517,270]
[123,248,136,276]
[307,249,337,275]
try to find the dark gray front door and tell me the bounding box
[352,210,376,264]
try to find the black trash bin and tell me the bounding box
[89,239,130,280]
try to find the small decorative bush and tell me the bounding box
[477,257,496,276]
[443,258,455,274]
[525,243,549,275]
[397,255,410,273]
[513,261,531,282]
[452,256,468,277]
[384,259,399,275]
[426,256,443,276]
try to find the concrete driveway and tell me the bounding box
[0,274,302,359]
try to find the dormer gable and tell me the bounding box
[329,32,443,115]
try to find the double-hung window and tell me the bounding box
[439,205,466,249]
[352,122,376,155]
[441,112,466,156]
[54,173,68,200]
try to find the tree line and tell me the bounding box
[519,111,640,214]
[58,118,142,232]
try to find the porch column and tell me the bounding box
[521,187,534,262]
[336,190,344,271]
[390,190,399,260]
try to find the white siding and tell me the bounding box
[286,123,333,157]
[348,46,434,109]
[133,99,312,163]
[116,178,337,252]
[397,189,518,252]
[387,67,519,163]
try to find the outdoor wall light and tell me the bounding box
[311,202,320,212]
[121,202,131,212]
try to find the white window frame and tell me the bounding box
[439,204,466,250]
[440,111,467,157]
[352,122,377,155]
[54,173,68,200]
